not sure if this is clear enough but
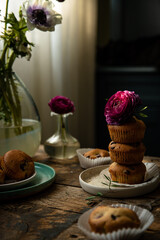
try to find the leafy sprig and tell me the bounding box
[139,106,148,118]
[85,192,103,206]
[0,7,34,125]
[101,174,120,189]
[101,174,136,189]
[1,9,34,66]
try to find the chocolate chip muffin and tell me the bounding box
[109,162,146,184]
[1,150,35,181]
[83,148,109,159]
[108,116,146,144]
[109,141,146,165]
[89,205,140,234]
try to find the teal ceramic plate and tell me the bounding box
[0,172,37,191]
[0,162,55,201]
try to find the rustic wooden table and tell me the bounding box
[1,146,160,240]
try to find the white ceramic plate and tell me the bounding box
[76,148,111,169]
[0,171,37,191]
[79,162,160,198]
[78,203,154,240]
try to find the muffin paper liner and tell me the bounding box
[78,203,154,240]
[76,148,111,169]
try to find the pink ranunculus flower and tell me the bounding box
[48,96,75,114]
[104,90,142,125]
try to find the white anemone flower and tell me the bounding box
[23,0,62,32]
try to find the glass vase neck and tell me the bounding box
[56,114,69,136]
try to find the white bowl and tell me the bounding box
[76,148,111,169]
[79,162,160,198]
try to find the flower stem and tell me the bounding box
[8,72,22,126]
[6,51,16,70]
[58,115,68,158]
[5,0,9,32]
[0,43,8,68]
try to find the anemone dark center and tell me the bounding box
[32,9,47,25]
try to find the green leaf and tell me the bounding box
[101,182,109,186]
[85,196,96,200]
[139,112,148,118]
[96,192,103,196]
[103,174,111,181]
[1,9,34,61]
[140,106,148,111]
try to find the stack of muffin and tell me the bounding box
[104,90,147,185]
[108,116,146,184]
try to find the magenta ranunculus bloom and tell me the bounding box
[104,90,142,125]
[48,96,75,114]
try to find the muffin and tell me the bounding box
[89,205,140,234]
[0,169,5,184]
[109,162,146,184]
[108,116,146,144]
[1,150,35,181]
[0,156,5,184]
[109,141,146,165]
[0,156,3,167]
[83,148,109,159]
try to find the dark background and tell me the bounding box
[95,0,160,156]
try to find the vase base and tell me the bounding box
[44,143,80,159]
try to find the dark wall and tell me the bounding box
[95,67,160,156]
[95,0,160,157]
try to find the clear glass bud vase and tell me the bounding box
[0,72,41,156]
[44,113,80,159]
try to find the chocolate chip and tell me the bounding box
[96,213,103,219]
[70,235,78,238]
[128,166,135,170]
[124,170,130,175]
[25,173,28,178]
[20,162,26,171]
[111,214,117,220]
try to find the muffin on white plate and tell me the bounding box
[88,205,140,234]
[78,203,154,240]
[76,148,111,169]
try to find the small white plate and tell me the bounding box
[76,148,111,169]
[0,171,36,191]
[79,162,160,198]
[78,203,154,240]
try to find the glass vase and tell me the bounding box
[44,113,80,159]
[0,72,41,156]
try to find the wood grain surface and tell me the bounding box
[0,146,160,240]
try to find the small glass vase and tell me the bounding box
[0,71,41,156]
[44,113,80,159]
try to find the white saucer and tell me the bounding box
[0,171,37,191]
[79,162,160,198]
